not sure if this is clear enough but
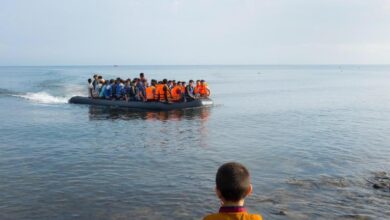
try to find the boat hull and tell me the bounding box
[68,96,213,110]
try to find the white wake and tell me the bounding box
[13,92,70,104]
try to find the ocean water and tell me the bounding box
[0,65,389,220]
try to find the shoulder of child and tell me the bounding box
[203,213,263,220]
[202,213,219,220]
[250,213,263,220]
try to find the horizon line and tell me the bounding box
[1,64,390,67]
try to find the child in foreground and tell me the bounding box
[203,162,263,220]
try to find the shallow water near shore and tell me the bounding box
[0,65,390,219]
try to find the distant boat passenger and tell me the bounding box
[87,78,93,98]
[185,80,196,101]
[157,79,172,103]
[199,80,210,97]
[145,79,157,102]
[99,80,107,98]
[171,81,183,102]
[104,79,114,99]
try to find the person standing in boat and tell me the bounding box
[140,72,147,82]
[92,74,98,90]
[87,78,93,98]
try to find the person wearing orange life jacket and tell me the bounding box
[199,80,210,97]
[171,82,183,102]
[145,79,157,102]
[194,80,201,97]
[154,81,163,100]
[158,79,171,103]
[177,81,181,92]
[181,81,186,94]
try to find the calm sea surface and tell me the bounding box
[0,65,389,219]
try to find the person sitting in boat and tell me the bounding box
[167,80,173,90]
[123,79,129,101]
[181,81,186,94]
[115,78,125,100]
[199,80,210,97]
[104,79,114,99]
[194,80,201,97]
[157,79,171,103]
[185,80,196,101]
[171,81,183,102]
[145,79,157,102]
[98,79,107,98]
[124,80,136,101]
[94,75,103,95]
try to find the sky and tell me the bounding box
[0,0,390,65]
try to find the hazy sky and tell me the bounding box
[1,0,390,65]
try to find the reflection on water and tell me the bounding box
[88,105,211,121]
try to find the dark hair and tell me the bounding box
[216,162,250,202]
[98,75,102,79]
[88,78,92,83]
[163,79,167,84]
[189,80,194,83]
[140,73,144,77]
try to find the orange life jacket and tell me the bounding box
[194,84,201,95]
[145,86,156,101]
[199,84,209,96]
[155,84,162,100]
[157,84,171,102]
[171,85,182,102]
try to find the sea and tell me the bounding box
[0,65,389,220]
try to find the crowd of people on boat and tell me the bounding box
[88,73,210,103]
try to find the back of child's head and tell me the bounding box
[216,162,251,202]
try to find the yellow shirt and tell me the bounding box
[203,206,263,220]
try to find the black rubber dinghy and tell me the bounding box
[69,96,213,111]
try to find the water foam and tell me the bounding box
[13,92,69,104]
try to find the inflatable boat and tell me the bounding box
[68,96,213,111]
